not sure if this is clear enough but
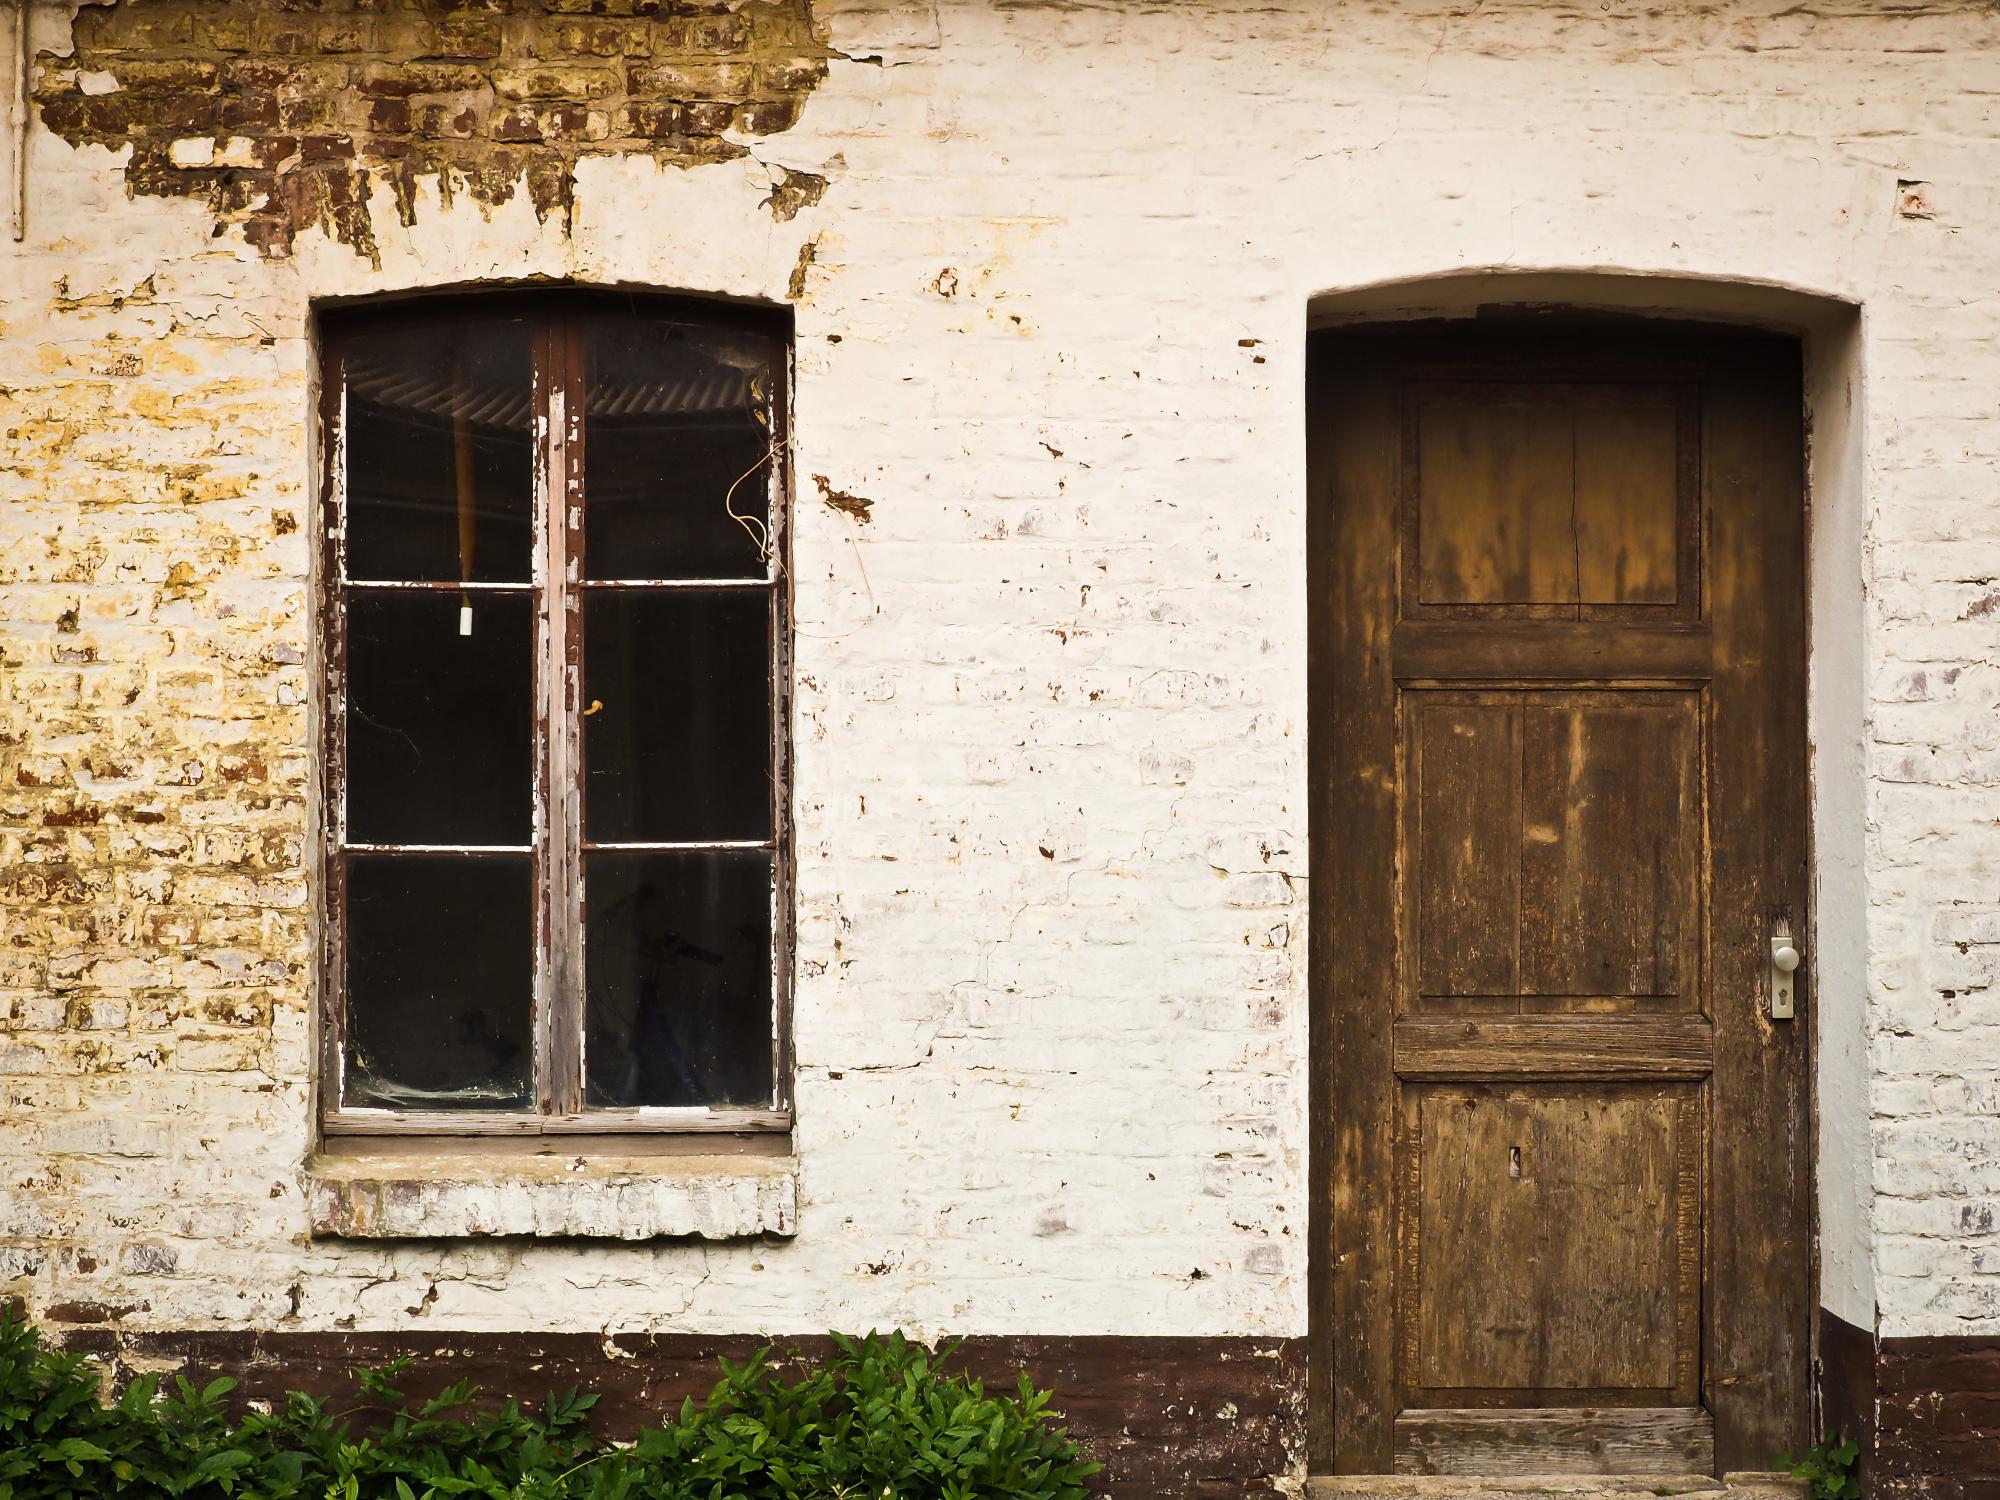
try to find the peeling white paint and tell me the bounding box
[0,0,1995,1349]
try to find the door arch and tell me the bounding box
[1304,300,1844,1475]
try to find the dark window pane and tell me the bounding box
[344,854,532,1111]
[583,591,771,843]
[584,850,773,1108]
[346,592,533,846]
[582,317,775,580]
[344,317,534,583]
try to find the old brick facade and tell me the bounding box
[3,0,1999,1492]
[34,0,831,256]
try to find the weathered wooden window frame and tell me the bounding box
[315,291,793,1139]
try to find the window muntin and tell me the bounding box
[321,294,790,1134]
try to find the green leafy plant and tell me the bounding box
[1779,1430,1860,1500]
[0,1309,1100,1499]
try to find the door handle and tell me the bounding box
[1770,921,1801,1020]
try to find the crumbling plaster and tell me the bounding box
[0,0,1996,1350]
[34,0,833,260]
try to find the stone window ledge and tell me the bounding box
[305,1147,798,1241]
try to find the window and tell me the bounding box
[319,293,790,1137]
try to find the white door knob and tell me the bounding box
[1773,944,1801,974]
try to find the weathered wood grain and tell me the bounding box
[1404,1085,1694,1397]
[1317,365,1403,1472]
[1413,385,1683,609]
[1392,1407,1715,1475]
[1394,1016,1715,1078]
[1416,390,1577,605]
[1703,364,1811,1469]
[1570,395,1682,606]
[1414,699,1522,999]
[1312,325,1808,1476]
[1392,622,1709,680]
[1517,694,1697,1004]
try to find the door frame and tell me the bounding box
[1304,308,1824,1477]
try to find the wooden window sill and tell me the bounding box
[305,1142,798,1241]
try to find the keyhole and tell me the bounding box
[1508,1146,1523,1178]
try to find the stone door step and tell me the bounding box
[1308,1475,1804,1500]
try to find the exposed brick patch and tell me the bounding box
[34,0,833,262]
[760,163,826,221]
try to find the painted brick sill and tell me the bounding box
[304,1149,798,1241]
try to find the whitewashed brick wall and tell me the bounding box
[2,0,1997,1344]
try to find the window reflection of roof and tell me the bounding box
[344,357,762,429]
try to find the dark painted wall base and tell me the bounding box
[56,1312,2000,1492]
[56,1326,1306,1499]
[1820,1307,2000,1499]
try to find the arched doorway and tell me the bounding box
[1306,305,1827,1476]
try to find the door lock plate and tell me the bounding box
[1770,926,1801,1020]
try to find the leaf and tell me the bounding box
[0,1318,1099,1500]
[43,1438,111,1462]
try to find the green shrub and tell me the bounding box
[1779,1431,1860,1500]
[0,1310,1101,1500]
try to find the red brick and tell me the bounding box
[221,91,280,132]
[112,59,222,94]
[277,94,338,130]
[315,20,378,54]
[762,56,826,93]
[298,135,356,164]
[195,14,258,52]
[417,103,484,138]
[430,15,503,58]
[627,60,754,98]
[490,65,620,101]
[736,97,801,135]
[490,105,541,142]
[224,59,295,91]
[74,7,195,50]
[619,100,686,137]
[689,15,749,52]
[251,16,316,55]
[141,93,225,135]
[35,0,827,263]
[540,19,645,58]
[683,99,735,134]
[355,62,488,97]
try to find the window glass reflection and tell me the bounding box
[345,317,534,584]
[345,854,533,1111]
[583,590,772,844]
[346,592,533,846]
[583,317,775,581]
[584,850,774,1108]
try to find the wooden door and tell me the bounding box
[1307,325,1810,1476]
